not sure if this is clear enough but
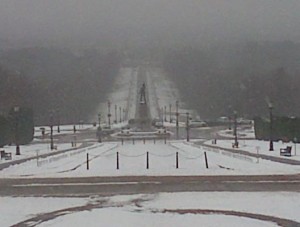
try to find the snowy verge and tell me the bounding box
[1,192,299,227]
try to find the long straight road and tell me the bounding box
[1,175,299,197]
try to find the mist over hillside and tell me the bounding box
[0,1,300,122]
[0,48,121,125]
[163,41,300,119]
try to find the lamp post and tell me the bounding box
[123,108,126,122]
[233,111,238,148]
[97,113,102,143]
[57,110,60,133]
[115,104,117,124]
[269,103,274,151]
[161,107,164,127]
[14,106,20,155]
[228,105,232,130]
[176,100,179,128]
[169,104,172,123]
[176,101,179,139]
[49,112,54,150]
[164,106,167,122]
[119,107,122,123]
[186,112,190,142]
[291,116,297,156]
[98,113,101,127]
[107,101,111,128]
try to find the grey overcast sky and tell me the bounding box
[0,0,300,47]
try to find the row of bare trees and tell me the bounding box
[162,41,300,119]
[0,48,121,125]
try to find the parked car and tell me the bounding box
[120,128,131,136]
[155,128,167,134]
[100,126,114,136]
[189,120,207,128]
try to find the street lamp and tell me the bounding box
[14,106,20,155]
[49,112,54,150]
[107,101,111,128]
[228,105,232,130]
[292,117,297,156]
[161,107,164,127]
[169,104,172,123]
[57,110,60,133]
[176,100,179,128]
[123,108,126,122]
[115,104,117,124]
[164,106,167,122]
[293,137,297,156]
[269,103,274,151]
[175,101,179,139]
[98,113,101,127]
[119,107,122,123]
[186,112,190,142]
[233,111,238,148]
[97,113,102,143]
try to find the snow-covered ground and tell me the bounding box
[217,126,255,139]
[34,124,96,137]
[0,143,74,164]
[206,137,300,161]
[89,66,193,126]
[1,192,299,227]
[146,68,199,121]
[94,67,138,124]
[209,125,300,161]
[1,67,299,177]
[1,140,299,178]
[1,67,300,226]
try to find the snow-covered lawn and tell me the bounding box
[0,197,88,227]
[217,127,255,139]
[146,68,199,121]
[1,66,300,226]
[1,140,299,178]
[1,192,299,227]
[34,124,96,137]
[95,67,138,124]
[0,143,74,164]
[206,138,300,161]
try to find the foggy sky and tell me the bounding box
[1,0,300,48]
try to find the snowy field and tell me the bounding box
[146,68,199,121]
[1,67,300,226]
[208,140,300,161]
[208,125,300,161]
[1,192,299,227]
[206,139,300,161]
[217,127,255,139]
[95,67,138,124]
[34,124,96,137]
[0,143,74,164]
[1,140,299,178]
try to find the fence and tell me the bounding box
[195,144,255,163]
[84,142,209,170]
[37,143,107,167]
[108,150,208,170]
[36,139,256,172]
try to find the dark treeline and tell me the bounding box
[162,41,300,119]
[0,48,121,125]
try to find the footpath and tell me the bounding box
[0,142,91,171]
[195,141,300,166]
